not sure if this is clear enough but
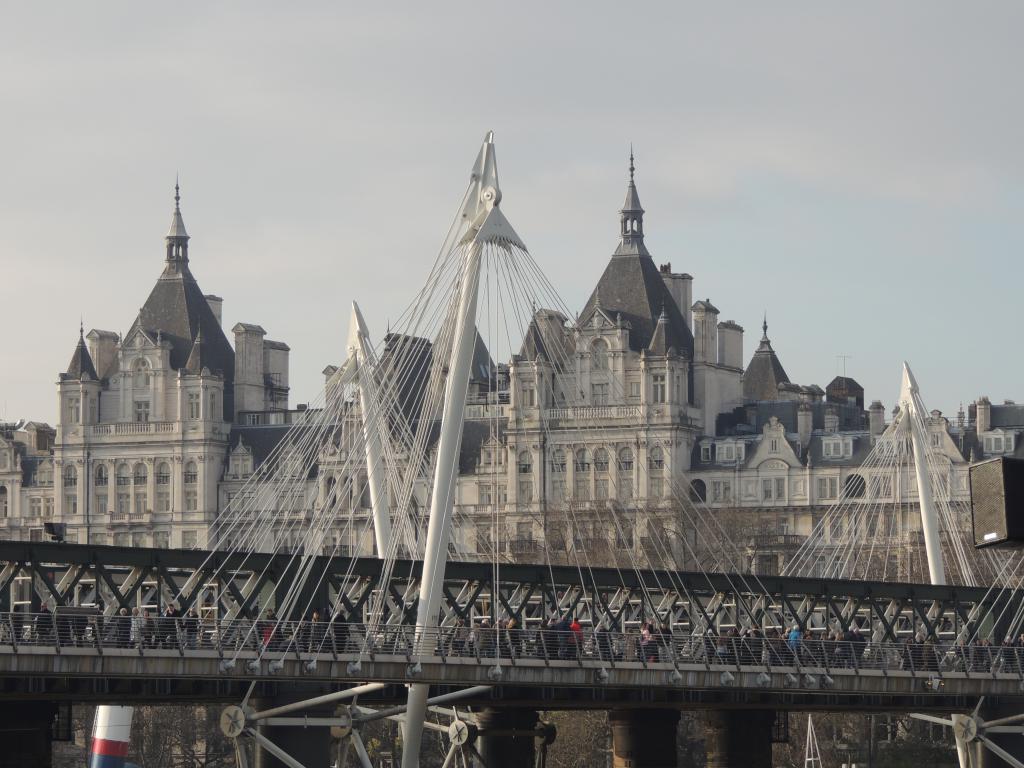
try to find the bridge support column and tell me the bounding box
[254,688,333,768]
[979,703,1024,768]
[475,708,546,768]
[704,710,773,768]
[0,702,56,768]
[609,709,680,768]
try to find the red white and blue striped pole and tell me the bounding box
[88,706,134,768]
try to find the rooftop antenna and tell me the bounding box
[837,354,852,378]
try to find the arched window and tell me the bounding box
[133,463,148,486]
[116,463,131,487]
[690,479,707,502]
[550,449,566,473]
[156,463,170,485]
[63,465,78,488]
[132,358,151,387]
[617,447,634,471]
[593,448,609,473]
[648,446,664,470]
[591,339,608,370]
[517,451,532,475]
[844,474,866,499]
[617,447,634,501]
[184,461,198,485]
[94,465,108,487]
[574,449,590,472]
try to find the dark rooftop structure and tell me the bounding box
[742,317,789,401]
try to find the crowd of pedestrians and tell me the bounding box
[6,604,1024,676]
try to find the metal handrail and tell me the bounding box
[1,612,1022,681]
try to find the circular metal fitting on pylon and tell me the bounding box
[481,186,501,208]
[331,705,353,740]
[220,705,246,739]
[448,719,474,746]
[954,715,979,743]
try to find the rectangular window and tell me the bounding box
[629,381,641,399]
[762,479,774,500]
[44,498,53,517]
[182,530,198,548]
[551,480,566,502]
[591,383,609,405]
[89,533,107,546]
[117,492,130,514]
[775,478,785,500]
[595,479,609,500]
[480,485,492,505]
[573,475,590,501]
[153,531,169,549]
[719,445,734,461]
[652,374,666,404]
[30,498,41,516]
[700,444,711,462]
[95,493,107,513]
[68,397,80,424]
[131,532,147,548]
[518,480,533,503]
[133,492,147,515]
[134,400,150,423]
[113,532,130,547]
[829,517,843,539]
[184,489,197,512]
[497,485,507,504]
[650,477,664,499]
[618,478,633,501]
[188,392,200,420]
[522,387,535,407]
[64,493,77,515]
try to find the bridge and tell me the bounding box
[3,541,1024,767]
[15,134,1024,768]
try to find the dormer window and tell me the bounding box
[983,432,1013,455]
[133,358,151,387]
[700,444,712,462]
[823,438,849,459]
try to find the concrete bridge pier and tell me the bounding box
[253,687,334,768]
[704,710,774,768]
[609,709,680,768]
[0,701,57,768]
[474,708,551,768]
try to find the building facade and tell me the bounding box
[1,166,1021,579]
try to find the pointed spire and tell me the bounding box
[762,312,769,342]
[165,179,190,271]
[615,147,648,257]
[65,321,98,381]
[185,317,208,374]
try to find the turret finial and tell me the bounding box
[174,175,181,212]
[762,311,768,339]
[629,145,635,182]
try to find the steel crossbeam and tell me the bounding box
[0,542,1017,647]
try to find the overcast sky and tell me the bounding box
[2,3,1021,424]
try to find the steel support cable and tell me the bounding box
[507,248,777,631]
[512,246,780,612]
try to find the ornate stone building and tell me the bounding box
[0,186,291,547]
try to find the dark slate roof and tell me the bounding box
[63,331,97,381]
[990,404,1024,428]
[230,425,292,468]
[458,420,506,474]
[742,330,790,401]
[579,254,694,356]
[184,323,213,374]
[647,312,671,355]
[131,264,234,379]
[715,400,866,436]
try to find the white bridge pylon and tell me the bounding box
[403,131,525,768]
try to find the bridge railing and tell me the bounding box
[4,612,1024,679]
